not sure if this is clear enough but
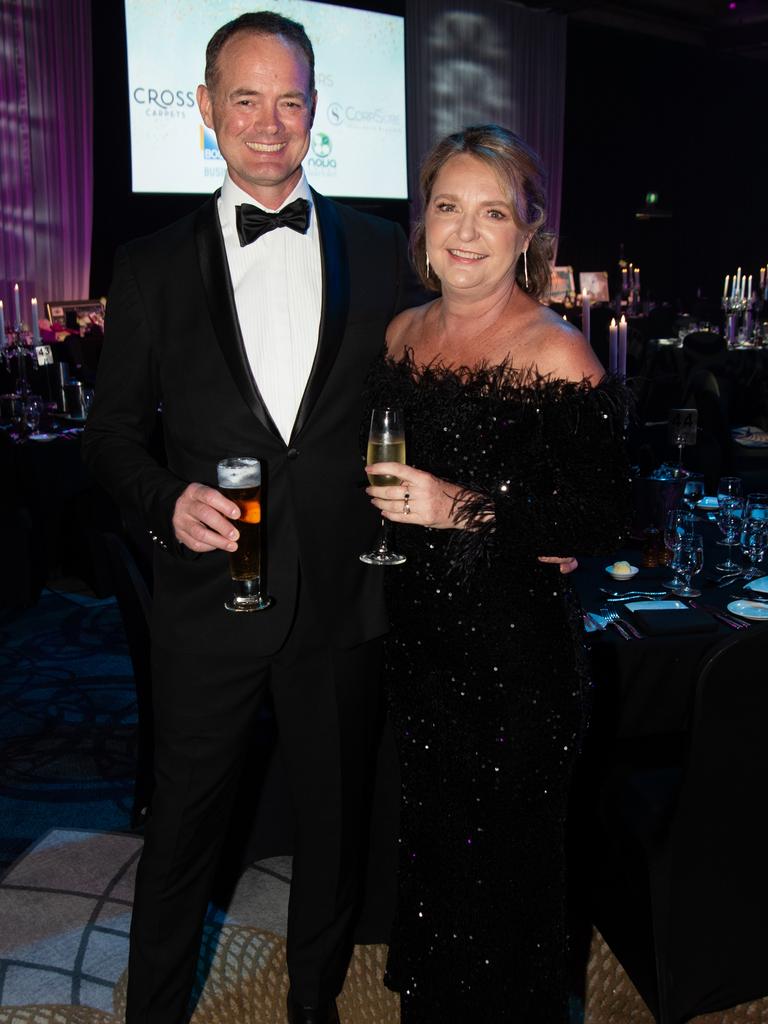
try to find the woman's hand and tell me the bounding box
[366,462,464,529]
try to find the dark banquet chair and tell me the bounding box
[587,623,768,1023]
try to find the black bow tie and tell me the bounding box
[235,198,310,246]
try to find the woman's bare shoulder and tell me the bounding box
[385,301,437,360]
[526,307,605,384]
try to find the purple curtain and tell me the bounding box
[0,0,93,327]
[406,0,566,252]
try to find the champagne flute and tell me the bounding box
[672,533,704,598]
[360,407,407,566]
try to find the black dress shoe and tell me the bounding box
[286,995,340,1024]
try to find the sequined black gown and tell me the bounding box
[367,353,630,1024]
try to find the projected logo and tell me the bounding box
[307,132,336,174]
[325,102,400,129]
[200,126,222,161]
[312,133,332,158]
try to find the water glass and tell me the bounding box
[715,497,744,572]
[663,508,695,590]
[741,516,768,580]
[672,533,704,598]
[717,476,742,503]
[682,475,705,512]
[24,396,43,433]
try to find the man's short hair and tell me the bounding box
[205,12,315,94]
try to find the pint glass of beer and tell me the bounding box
[216,457,273,613]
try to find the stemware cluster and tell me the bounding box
[714,478,768,580]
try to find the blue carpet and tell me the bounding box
[0,589,136,875]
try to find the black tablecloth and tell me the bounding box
[572,525,755,737]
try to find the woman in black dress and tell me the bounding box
[365,125,630,1023]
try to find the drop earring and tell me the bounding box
[523,249,529,290]
[426,252,431,278]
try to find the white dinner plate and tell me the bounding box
[625,600,687,612]
[29,433,57,442]
[696,496,719,509]
[744,576,768,595]
[726,600,768,622]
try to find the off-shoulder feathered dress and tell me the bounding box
[365,352,631,1023]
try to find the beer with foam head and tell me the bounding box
[216,457,272,611]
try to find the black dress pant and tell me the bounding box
[125,590,383,1023]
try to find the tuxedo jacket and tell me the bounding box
[83,190,412,657]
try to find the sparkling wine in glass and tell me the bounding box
[672,533,704,598]
[360,407,407,566]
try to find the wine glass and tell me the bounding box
[672,533,704,598]
[717,476,742,503]
[715,497,744,573]
[360,407,407,566]
[745,493,768,522]
[741,516,765,581]
[662,508,695,590]
[682,475,705,513]
[24,396,42,434]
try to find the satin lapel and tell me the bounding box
[194,193,280,439]
[290,190,350,443]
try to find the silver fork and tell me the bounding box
[599,607,636,639]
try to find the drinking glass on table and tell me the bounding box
[216,456,273,612]
[23,396,42,434]
[681,474,705,513]
[672,533,704,598]
[741,502,768,580]
[715,497,744,573]
[717,476,742,503]
[360,407,406,566]
[663,508,695,590]
[745,493,768,521]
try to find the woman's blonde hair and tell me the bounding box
[412,124,553,300]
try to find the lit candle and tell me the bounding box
[723,274,729,299]
[13,283,21,325]
[30,297,40,342]
[618,315,628,378]
[740,275,746,301]
[621,268,628,292]
[634,267,641,291]
[736,266,742,297]
[581,289,591,343]
[747,275,752,302]
[609,318,618,375]
[0,300,4,339]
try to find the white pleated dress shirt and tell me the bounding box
[218,172,322,444]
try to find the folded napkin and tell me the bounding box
[626,606,717,635]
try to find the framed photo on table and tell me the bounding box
[578,271,610,303]
[549,266,575,303]
[45,299,104,330]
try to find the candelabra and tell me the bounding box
[2,323,36,397]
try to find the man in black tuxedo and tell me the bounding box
[83,12,411,1023]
